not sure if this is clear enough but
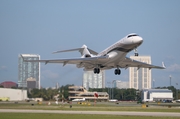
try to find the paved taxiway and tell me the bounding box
[0,109,180,117]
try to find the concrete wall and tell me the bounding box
[0,88,27,101]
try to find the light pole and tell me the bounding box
[107,82,111,99]
[176,83,178,100]
[169,75,172,86]
[153,79,155,89]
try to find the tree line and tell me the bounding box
[28,84,72,101]
[27,85,138,101]
[28,85,179,101]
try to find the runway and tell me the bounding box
[0,109,180,117]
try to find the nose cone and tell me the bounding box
[124,36,143,45]
[134,36,143,44]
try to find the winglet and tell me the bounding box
[162,62,166,69]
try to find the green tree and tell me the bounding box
[0,85,4,88]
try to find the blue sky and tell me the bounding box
[0,0,180,88]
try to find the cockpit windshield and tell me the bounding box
[127,34,139,38]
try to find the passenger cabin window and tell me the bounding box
[127,34,138,38]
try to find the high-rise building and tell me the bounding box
[18,54,40,89]
[83,70,105,89]
[129,56,151,90]
[27,77,36,89]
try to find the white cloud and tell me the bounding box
[166,63,180,72]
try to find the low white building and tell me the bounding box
[141,89,173,102]
[0,88,27,101]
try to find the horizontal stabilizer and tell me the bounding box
[53,48,83,54]
[52,45,98,55]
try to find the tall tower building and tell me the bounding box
[18,54,40,89]
[83,70,105,89]
[129,56,151,90]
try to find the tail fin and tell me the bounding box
[79,45,91,56]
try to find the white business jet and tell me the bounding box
[72,98,86,102]
[22,33,165,75]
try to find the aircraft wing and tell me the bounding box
[119,57,166,69]
[21,55,108,66]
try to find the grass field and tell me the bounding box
[0,113,180,119]
[0,102,180,112]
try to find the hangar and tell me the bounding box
[141,89,173,102]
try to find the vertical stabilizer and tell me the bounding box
[79,45,91,56]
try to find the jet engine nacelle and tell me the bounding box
[82,54,94,58]
[107,51,119,59]
[85,54,91,57]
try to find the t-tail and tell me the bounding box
[80,45,92,58]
